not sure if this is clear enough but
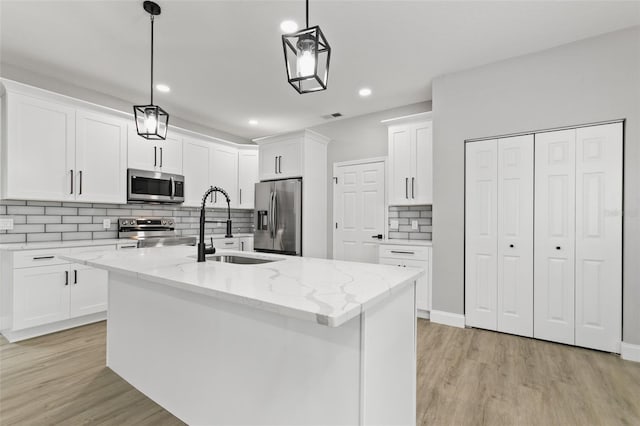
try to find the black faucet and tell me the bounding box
[197,186,233,262]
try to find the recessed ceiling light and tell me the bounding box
[359,88,372,97]
[156,84,170,93]
[249,119,259,126]
[280,20,298,34]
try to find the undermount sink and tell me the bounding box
[201,254,281,265]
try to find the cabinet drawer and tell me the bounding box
[69,245,116,254]
[379,245,429,261]
[13,248,71,269]
[216,238,239,250]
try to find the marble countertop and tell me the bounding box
[0,233,254,252]
[59,246,423,328]
[379,239,432,247]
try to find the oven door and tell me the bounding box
[128,169,185,203]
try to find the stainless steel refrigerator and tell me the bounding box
[254,178,302,255]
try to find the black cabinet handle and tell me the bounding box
[405,178,409,199]
[239,188,242,205]
[74,269,78,285]
[278,156,282,174]
[79,171,83,195]
[275,156,278,174]
[412,177,415,199]
[64,271,69,286]
[371,234,383,239]
[391,250,415,255]
[70,169,74,194]
[33,256,54,260]
[509,244,514,248]
[154,146,157,166]
[556,246,561,250]
[160,147,163,167]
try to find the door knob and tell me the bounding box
[556,246,561,250]
[371,234,383,239]
[509,244,514,248]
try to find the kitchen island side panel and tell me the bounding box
[107,273,363,425]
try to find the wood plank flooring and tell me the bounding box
[1,320,639,425]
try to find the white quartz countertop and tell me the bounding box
[378,239,432,247]
[0,233,254,252]
[59,246,423,328]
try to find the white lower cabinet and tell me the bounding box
[69,264,108,318]
[378,244,431,316]
[239,236,254,252]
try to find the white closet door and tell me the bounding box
[497,135,534,337]
[465,140,498,330]
[575,123,622,353]
[534,129,576,345]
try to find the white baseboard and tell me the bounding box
[417,310,430,320]
[429,310,465,328]
[621,342,640,363]
[1,312,106,343]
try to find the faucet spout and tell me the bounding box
[197,186,233,262]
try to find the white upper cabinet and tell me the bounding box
[259,138,302,180]
[238,150,259,209]
[182,137,211,207]
[128,124,183,175]
[386,114,433,205]
[210,144,238,208]
[3,92,76,201]
[75,109,127,204]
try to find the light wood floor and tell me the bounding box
[1,320,639,425]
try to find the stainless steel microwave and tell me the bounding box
[127,169,185,204]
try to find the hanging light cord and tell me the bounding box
[306,0,309,28]
[150,14,155,105]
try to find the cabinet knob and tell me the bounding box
[556,246,561,250]
[509,244,514,248]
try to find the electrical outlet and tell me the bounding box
[390,219,399,230]
[103,219,111,229]
[412,220,419,230]
[0,218,14,230]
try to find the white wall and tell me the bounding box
[310,101,432,258]
[0,62,251,145]
[432,27,640,344]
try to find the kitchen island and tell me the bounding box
[61,246,422,425]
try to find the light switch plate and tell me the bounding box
[390,219,399,230]
[412,220,419,230]
[0,218,14,230]
[103,219,111,229]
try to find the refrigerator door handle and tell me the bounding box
[273,191,278,241]
[269,192,275,238]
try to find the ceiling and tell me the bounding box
[1,1,639,140]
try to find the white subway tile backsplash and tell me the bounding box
[45,207,78,215]
[27,215,62,224]
[62,232,92,241]
[78,208,107,216]
[0,233,26,243]
[46,224,78,233]
[388,205,432,241]
[27,233,61,242]
[8,224,45,234]
[62,216,93,224]
[7,206,45,215]
[28,200,61,207]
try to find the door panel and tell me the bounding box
[6,93,76,201]
[334,161,385,263]
[574,123,622,352]
[497,135,533,337]
[13,265,70,330]
[465,140,498,330]
[274,179,302,255]
[75,109,127,203]
[183,138,211,207]
[210,145,238,208]
[534,129,576,345]
[253,182,274,251]
[412,123,433,204]
[160,133,184,175]
[238,151,259,209]
[69,264,108,317]
[389,128,412,205]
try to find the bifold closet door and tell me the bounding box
[465,140,498,330]
[497,135,534,337]
[534,129,576,346]
[574,123,622,353]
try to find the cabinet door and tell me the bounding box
[411,122,433,204]
[534,129,576,346]
[403,258,429,312]
[127,124,157,171]
[75,109,127,203]
[183,138,211,207]
[210,144,239,208]
[13,264,70,330]
[5,93,75,201]
[239,237,254,252]
[388,126,412,205]
[275,140,302,178]
[159,133,183,175]
[497,135,534,337]
[259,143,280,181]
[69,264,108,318]
[574,123,622,353]
[238,150,259,209]
[465,140,498,330]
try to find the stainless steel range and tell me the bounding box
[118,217,196,248]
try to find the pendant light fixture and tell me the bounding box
[281,0,331,94]
[133,1,169,140]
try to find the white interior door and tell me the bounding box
[574,123,623,353]
[534,129,576,345]
[334,160,386,263]
[465,140,498,330]
[497,135,534,337]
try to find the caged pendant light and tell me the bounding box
[281,0,331,94]
[133,1,169,140]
